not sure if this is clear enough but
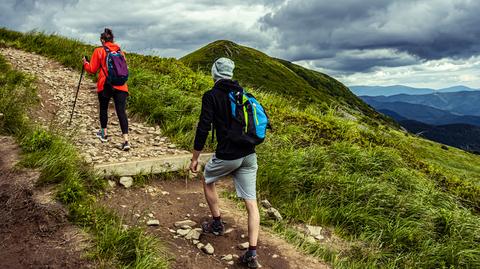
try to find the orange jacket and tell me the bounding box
[84,42,128,93]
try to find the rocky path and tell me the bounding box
[0,48,189,165]
[101,179,328,269]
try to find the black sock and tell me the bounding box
[247,246,257,256]
[213,216,222,225]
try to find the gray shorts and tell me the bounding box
[203,153,258,200]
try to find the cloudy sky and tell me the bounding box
[2,0,480,89]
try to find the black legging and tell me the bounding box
[98,84,129,134]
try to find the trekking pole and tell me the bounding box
[69,57,86,126]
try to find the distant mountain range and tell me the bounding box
[350,85,478,96]
[357,87,480,152]
[362,91,480,116]
[361,97,480,126]
[400,120,480,153]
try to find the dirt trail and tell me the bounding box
[0,136,93,269]
[0,47,189,165]
[101,178,328,269]
[0,48,330,269]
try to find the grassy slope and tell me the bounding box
[1,29,479,268]
[180,40,390,124]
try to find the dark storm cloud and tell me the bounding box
[2,0,480,78]
[0,0,79,30]
[260,0,480,72]
[0,0,275,58]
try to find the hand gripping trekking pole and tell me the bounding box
[69,57,87,126]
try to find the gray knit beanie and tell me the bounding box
[211,57,235,81]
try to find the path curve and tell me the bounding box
[0,48,189,165]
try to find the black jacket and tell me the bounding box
[194,79,255,160]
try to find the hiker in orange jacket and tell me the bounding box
[82,28,130,151]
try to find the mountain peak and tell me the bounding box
[181,39,386,122]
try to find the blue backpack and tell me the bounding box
[226,90,271,145]
[103,46,129,86]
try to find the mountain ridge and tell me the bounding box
[362,91,480,117]
[351,84,478,96]
[362,98,480,126]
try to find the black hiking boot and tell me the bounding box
[240,252,260,268]
[202,220,225,236]
[121,141,131,151]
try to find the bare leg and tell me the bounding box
[103,128,108,136]
[202,175,221,217]
[244,199,260,246]
[123,133,129,142]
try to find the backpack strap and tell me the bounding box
[210,90,217,144]
[100,47,109,80]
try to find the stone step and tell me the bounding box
[94,153,213,177]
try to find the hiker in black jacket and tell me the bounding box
[190,58,260,268]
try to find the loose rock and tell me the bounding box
[107,180,116,188]
[267,207,283,221]
[174,220,197,227]
[261,199,272,209]
[147,219,160,226]
[221,254,233,261]
[176,228,191,237]
[119,176,133,188]
[202,243,214,255]
[238,242,249,250]
[306,225,322,237]
[185,229,201,240]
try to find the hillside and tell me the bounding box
[180,40,387,123]
[1,29,480,268]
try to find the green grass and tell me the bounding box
[1,28,480,268]
[0,52,169,268]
